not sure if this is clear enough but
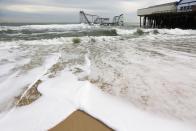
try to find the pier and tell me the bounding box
[138,1,196,29]
[79,11,124,26]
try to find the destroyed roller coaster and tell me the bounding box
[79,11,124,26]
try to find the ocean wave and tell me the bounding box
[0,24,92,31]
[0,26,118,41]
[0,24,196,41]
[115,28,196,36]
[1,24,196,42]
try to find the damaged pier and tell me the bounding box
[138,0,196,29]
[80,11,124,26]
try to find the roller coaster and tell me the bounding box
[79,11,124,26]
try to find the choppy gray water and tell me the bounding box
[0,24,196,124]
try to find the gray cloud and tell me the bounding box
[0,0,176,23]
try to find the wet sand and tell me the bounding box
[49,110,113,131]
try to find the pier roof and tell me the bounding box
[137,2,177,16]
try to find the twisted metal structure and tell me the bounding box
[79,11,98,25]
[79,11,124,26]
[112,14,124,26]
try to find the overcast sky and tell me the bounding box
[0,0,176,23]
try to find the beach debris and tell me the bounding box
[90,38,96,43]
[134,28,144,35]
[72,38,81,45]
[15,80,42,107]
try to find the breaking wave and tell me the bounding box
[116,28,196,36]
[1,23,196,42]
[0,24,92,31]
[0,24,119,41]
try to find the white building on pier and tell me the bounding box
[177,0,196,12]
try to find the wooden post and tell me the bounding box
[143,16,146,28]
[140,16,142,27]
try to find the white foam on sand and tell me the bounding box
[0,26,196,131]
[0,53,60,114]
[0,56,195,131]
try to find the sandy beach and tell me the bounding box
[49,110,113,131]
